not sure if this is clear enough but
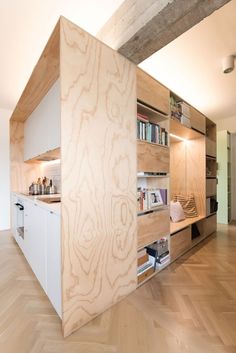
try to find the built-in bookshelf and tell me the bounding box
[136,69,170,285]
[205,118,217,221]
[217,130,231,224]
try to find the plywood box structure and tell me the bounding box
[9,16,217,337]
[10,16,137,337]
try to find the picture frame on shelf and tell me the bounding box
[148,189,164,208]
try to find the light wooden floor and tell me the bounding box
[1,224,236,353]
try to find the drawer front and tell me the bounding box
[137,141,169,173]
[138,209,170,249]
[206,179,216,197]
[137,68,170,115]
[137,267,155,284]
[170,226,191,261]
[205,214,216,236]
[190,107,206,134]
[206,138,216,157]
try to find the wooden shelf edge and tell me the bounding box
[137,139,169,149]
[170,215,205,235]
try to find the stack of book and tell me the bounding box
[156,251,170,266]
[137,113,168,146]
[146,238,170,267]
[137,187,167,212]
[137,249,155,282]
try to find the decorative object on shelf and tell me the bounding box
[170,201,185,223]
[173,194,198,218]
[137,187,167,212]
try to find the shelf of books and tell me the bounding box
[137,101,169,147]
[137,238,170,286]
[136,99,170,286]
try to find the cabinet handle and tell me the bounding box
[50,211,54,214]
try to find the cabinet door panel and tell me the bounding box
[24,80,60,161]
[138,209,170,249]
[137,68,170,115]
[137,141,169,173]
[170,227,191,261]
[27,203,47,291]
[46,211,61,317]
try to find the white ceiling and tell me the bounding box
[140,0,236,122]
[0,0,124,111]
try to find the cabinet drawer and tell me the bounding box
[190,107,206,134]
[206,138,216,157]
[138,209,170,249]
[137,68,170,115]
[206,179,216,197]
[137,141,169,173]
[205,214,216,236]
[137,267,155,284]
[170,226,191,261]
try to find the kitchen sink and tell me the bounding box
[39,197,61,204]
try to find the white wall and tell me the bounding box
[216,116,236,133]
[0,108,11,230]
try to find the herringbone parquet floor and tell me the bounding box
[1,224,236,353]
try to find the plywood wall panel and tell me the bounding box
[186,136,206,217]
[60,17,137,337]
[170,141,186,199]
[10,121,41,193]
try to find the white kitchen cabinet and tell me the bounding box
[24,80,60,161]
[46,211,61,317]
[25,202,47,292]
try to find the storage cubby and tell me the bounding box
[206,156,217,177]
[137,236,170,285]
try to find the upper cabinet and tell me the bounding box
[24,80,60,162]
[137,68,170,115]
[189,107,206,134]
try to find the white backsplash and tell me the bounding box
[41,161,61,193]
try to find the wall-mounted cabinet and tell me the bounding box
[137,68,170,115]
[24,80,60,162]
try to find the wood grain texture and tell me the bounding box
[170,226,191,261]
[206,178,217,197]
[138,209,170,249]
[189,106,206,134]
[206,137,216,157]
[170,141,186,199]
[10,121,41,193]
[186,136,206,217]
[170,215,205,235]
[60,17,137,337]
[204,214,217,236]
[137,68,170,115]
[170,119,200,140]
[10,21,60,122]
[137,141,169,173]
[25,147,60,164]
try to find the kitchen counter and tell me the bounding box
[12,192,61,215]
